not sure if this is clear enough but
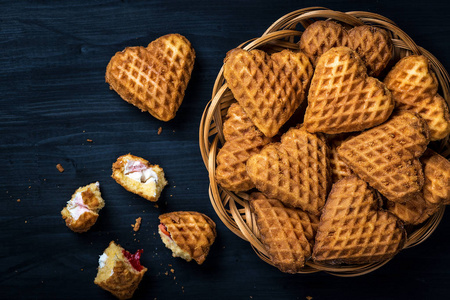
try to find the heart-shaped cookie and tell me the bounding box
[313,175,406,264]
[348,25,393,77]
[337,111,430,202]
[421,149,450,205]
[250,192,319,273]
[299,20,349,66]
[106,34,195,121]
[304,47,394,134]
[299,21,392,75]
[246,126,330,215]
[384,55,450,141]
[223,48,313,137]
[215,103,271,192]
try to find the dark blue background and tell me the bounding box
[1,0,450,299]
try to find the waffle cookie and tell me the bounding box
[313,176,406,264]
[329,137,354,183]
[112,154,167,202]
[337,111,430,202]
[223,48,313,137]
[384,55,450,141]
[348,25,393,77]
[299,20,349,66]
[250,192,319,273]
[386,193,441,225]
[158,211,216,265]
[421,149,450,205]
[304,47,394,134]
[61,182,104,233]
[222,102,263,141]
[94,241,147,300]
[215,103,271,191]
[246,126,330,215]
[106,34,195,121]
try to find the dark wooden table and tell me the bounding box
[2,1,450,299]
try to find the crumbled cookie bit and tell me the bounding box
[131,217,142,232]
[158,127,162,135]
[306,296,313,300]
[170,268,174,273]
[164,271,168,276]
[56,164,64,173]
[86,139,93,143]
[17,199,21,202]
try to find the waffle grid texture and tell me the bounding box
[106,34,195,121]
[313,176,405,264]
[250,193,319,273]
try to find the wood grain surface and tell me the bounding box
[1,0,450,299]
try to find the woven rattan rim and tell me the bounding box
[199,7,450,276]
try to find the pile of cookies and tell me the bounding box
[215,20,450,273]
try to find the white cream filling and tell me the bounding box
[124,160,159,184]
[67,192,90,221]
[98,253,108,268]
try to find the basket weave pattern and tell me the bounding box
[200,7,450,276]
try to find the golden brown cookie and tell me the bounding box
[94,241,147,300]
[158,211,216,265]
[223,48,313,137]
[384,55,450,141]
[250,192,319,273]
[61,182,104,233]
[106,34,195,121]
[313,176,406,264]
[112,154,167,202]
[337,111,430,202]
[246,126,330,215]
[304,47,394,134]
[421,149,450,205]
[299,20,349,66]
[348,25,393,76]
[215,103,271,191]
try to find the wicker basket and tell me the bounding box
[199,7,450,276]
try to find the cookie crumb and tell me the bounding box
[17,199,21,202]
[132,217,142,232]
[158,127,162,135]
[165,271,168,276]
[170,268,174,273]
[306,296,313,300]
[87,139,93,143]
[56,164,64,173]
[154,204,159,208]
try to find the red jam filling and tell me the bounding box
[122,249,144,272]
[159,223,171,238]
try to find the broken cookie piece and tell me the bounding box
[94,241,147,300]
[158,211,216,264]
[112,154,168,202]
[61,182,104,233]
